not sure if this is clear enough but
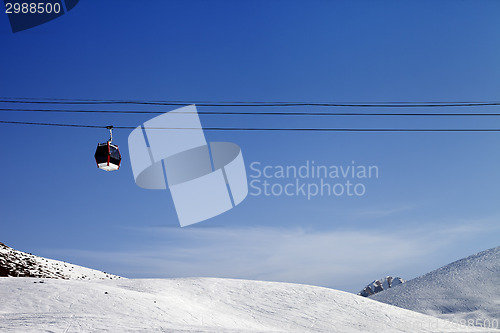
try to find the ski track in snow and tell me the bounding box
[0,277,492,333]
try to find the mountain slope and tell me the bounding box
[372,246,500,327]
[0,242,122,280]
[0,277,491,333]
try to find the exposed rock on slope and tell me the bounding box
[0,241,122,280]
[358,276,406,297]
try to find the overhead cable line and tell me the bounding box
[1,120,499,132]
[1,99,500,107]
[1,108,500,116]
[0,120,104,128]
[4,97,497,104]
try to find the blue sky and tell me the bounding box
[1,0,499,292]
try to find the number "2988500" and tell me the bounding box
[5,2,62,14]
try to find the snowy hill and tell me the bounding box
[358,276,406,297]
[0,277,491,333]
[373,246,500,328]
[0,242,122,280]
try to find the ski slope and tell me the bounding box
[373,246,500,328]
[0,277,490,332]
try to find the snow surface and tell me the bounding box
[0,277,491,332]
[0,242,122,280]
[373,246,500,327]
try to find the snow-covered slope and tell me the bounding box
[0,277,491,332]
[373,246,500,327]
[358,276,406,297]
[0,242,122,280]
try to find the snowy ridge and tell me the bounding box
[373,246,500,328]
[0,277,491,333]
[357,276,406,297]
[0,242,122,280]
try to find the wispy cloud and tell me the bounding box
[351,203,419,219]
[44,218,499,293]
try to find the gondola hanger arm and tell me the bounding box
[106,125,113,143]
